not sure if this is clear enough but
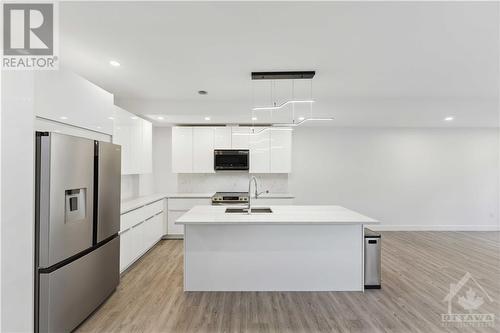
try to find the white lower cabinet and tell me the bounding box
[167,211,185,236]
[166,198,211,238]
[119,201,165,273]
[119,227,137,272]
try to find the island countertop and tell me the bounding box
[176,205,379,225]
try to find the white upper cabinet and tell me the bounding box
[193,127,215,173]
[113,108,134,174]
[214,127,232,149]
[34,69,115,134]
[141,121,153,173]
[171,126,292,174]
[172,127,193,173]
[113,107,153,175]
[231,127,251,149]
[249,129,270,173]
[270,129,292,173]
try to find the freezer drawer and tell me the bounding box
[37,133,95,268]
[96,141,121,243]
[38,236,120,333]
[364,229,381,289]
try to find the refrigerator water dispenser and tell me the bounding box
[65,188,86,223]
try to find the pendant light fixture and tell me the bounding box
[251,70,333,127]
[251,71,315,111]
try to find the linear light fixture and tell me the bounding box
[273,117,334,127]
[232,127,294,136]
[252,100,314,111]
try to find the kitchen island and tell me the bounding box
[176,205,378,291]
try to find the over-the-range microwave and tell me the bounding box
[214,149,249,171]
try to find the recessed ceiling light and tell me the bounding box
[107,116,115,120]
[204,116,211,121]
[59,116,68,120]
[198,90,208,95]
[131,116,138,120]
[157,116,164,120]
[298,116,305,121]
[444,116,454,121]
[252,117,258,121]
[109,60,120,67]
[97,126,102,129]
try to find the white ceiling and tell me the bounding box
[60,1,499,127]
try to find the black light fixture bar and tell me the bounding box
[251,71,315,80]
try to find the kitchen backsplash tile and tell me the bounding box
[121,175,139,200]
[177,173,288,193]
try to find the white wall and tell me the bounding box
[289,127,500,230]
[1,71,35,332]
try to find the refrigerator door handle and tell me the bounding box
[95,141,122,244]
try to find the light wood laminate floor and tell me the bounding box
[76,232,500,333]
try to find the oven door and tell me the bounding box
[214,150,249,170]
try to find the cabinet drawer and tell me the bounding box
[121,208,144,231]
[167,198,210,211]
[151,213,164,240]
[144,200,164,217]
[119,226,141,272]
[121,200,164,231]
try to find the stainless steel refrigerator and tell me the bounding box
[35,132,121,333]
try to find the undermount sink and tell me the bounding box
[225,207,273,214]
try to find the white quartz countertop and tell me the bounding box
[176,205,379,225]
[120,193,213,214]
[120,192,294,214]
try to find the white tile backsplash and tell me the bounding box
[121,175,139,200]
[177,173,289,193]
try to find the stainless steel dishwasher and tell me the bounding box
[364,228,381,289]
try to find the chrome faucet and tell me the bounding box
[247,176,268,213]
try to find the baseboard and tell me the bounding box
[162,234,184,240]
[369,225,500,231]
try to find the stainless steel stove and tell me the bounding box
[211,192,249,205]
